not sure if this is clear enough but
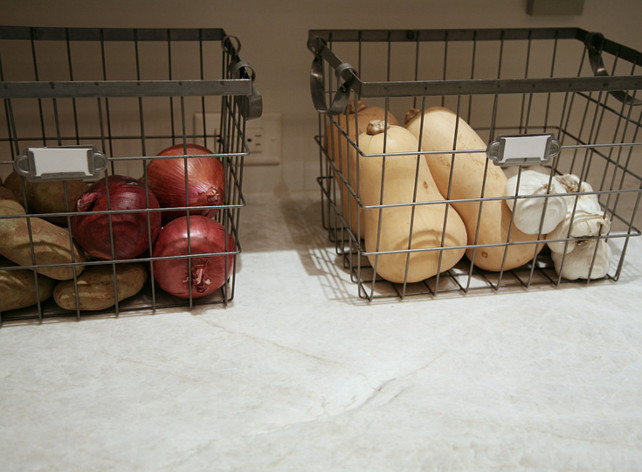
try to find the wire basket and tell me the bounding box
[0,26,262,324]
[308,28,642,301]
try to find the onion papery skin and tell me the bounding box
[152,215,235,299]
[71,175,161,260]
[147,144,225,224]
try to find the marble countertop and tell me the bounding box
[1,191,641,471]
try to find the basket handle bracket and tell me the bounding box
[230,59,263,120]
[308,36,356,115]
[586,32,642,106]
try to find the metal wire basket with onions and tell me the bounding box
[0,26,262,324]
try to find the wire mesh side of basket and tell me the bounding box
[309,27,642,301]
[0,26,262,324]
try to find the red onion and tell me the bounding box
[71,175,161,260]
[152,215,235,299]
[146,143,225,224]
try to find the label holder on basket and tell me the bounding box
[487,133,561,167]
[14,145,107,181]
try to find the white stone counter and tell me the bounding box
[1,191,641,471]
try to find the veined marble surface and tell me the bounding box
[1,191,641,472]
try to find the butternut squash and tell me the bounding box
[405,107,542,271]
[325,101,399,236]
[356,120,467,283]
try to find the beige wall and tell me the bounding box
[3,0,642,194]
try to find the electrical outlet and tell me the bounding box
[246,127,264,153]
[192,112,281,166]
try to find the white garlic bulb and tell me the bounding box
[503,164,552,180]
[551,238,612,280]
[504,169,569,234]
[546,175,611,254]
[554,174,603,213]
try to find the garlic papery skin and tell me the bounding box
[546,207,612,253]
[546,175,611,254]
[553,174,606,219]
[503,165,552,180]
[551,238,612,280]
[504,170,569,234]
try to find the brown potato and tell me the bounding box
[0,199,85,280]
[0,186,19,203]
[0,267,55,312]
[3,171,87,225]
[54,263,148,311]
[2,172,31,205]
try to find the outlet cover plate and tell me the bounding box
[193,112,282,166]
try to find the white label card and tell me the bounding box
[31,147,91,176]
[501,135,549,160]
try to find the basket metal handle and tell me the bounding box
[308,36,356,115]
[585,32,642,106]
[230,59,263,120]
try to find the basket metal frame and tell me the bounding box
[0,26,262,324]
[308,27,642,301]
